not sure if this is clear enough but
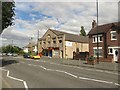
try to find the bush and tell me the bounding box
[87,56,95,61]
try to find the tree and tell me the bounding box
[80,26,86,36]
[1,45,22,54]
[1,1,15,34]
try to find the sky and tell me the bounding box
[1,0,119,48]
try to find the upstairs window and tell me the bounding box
[59,40,62,43]
[53,41,56,44]
[99,36,103,42]
[111,31,117,40]
[92,35,103,43]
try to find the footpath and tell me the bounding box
[41,56,120,72]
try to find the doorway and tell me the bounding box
[113,48,119,62]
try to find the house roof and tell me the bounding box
[24,42,36,48]
[50,29,89,43]
[88,22,120,35]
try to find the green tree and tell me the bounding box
[1,1,15,34]
[1,45,22,54]
[80,26,86,36]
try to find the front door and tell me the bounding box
[113,49,119,62]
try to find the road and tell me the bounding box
[0,56,119,89]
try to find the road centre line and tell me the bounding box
[0,68,28,90]
[26,63,119,86]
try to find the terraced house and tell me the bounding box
[38,29,89,59]
[88,21,120,62]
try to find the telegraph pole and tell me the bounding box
[37,30,39,54]
[96,0,99,64]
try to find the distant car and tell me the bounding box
[2,53,6,56]
[31,55,40,59]
[7,53,12,56]
[12,53,18,57]
[23,53,30,58]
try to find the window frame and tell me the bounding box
[92,35,103,43]
[93,47,103,57]
[110,31,117,41]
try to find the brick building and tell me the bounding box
[88,21,120,62]
[38,29,89,59]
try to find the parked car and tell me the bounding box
[31,55,40,59]
[38,53,43,57]
[23,53,30,58]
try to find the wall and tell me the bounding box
[65,41,89,59]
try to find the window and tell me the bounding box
[93,47,102,57]
[48,41,50,44]
[93,37,96,43]
[99,36,103,42]
[108,48,113,54]
[47,35,50,38]
[111,31,117,40]
[93,35,103,43]
[59,40,62,43]
[53,41,56,44]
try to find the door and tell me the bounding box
[113,49,119,62]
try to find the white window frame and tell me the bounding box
[108,46,120,54]
[93,47,103,57]
[110,31,117,41]
[108,48,113,54]
[98,35,103,42]
[92,35,103,43]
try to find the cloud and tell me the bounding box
[1,2,118,48]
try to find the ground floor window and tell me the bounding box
[108,48,113,54]
[93,47,103,57]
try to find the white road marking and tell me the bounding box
[21,59,119,86]
[114,83,120,86]
[1,68,28,90]
[64,72,78,78]
[79,76,113,84]
[26,63,119,86]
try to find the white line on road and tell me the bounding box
[64,72,78,78]
[1,68,28,90]
[26,63,119,86]
[79,76,113,84]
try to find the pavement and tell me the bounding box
[40,56,120,72]
[0,56,120,89]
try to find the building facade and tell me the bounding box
[38,29,89,59]
[88,21,120,62]
[23,42,37,54]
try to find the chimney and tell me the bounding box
[92,20,97,28]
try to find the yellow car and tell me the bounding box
[31,55,40,59]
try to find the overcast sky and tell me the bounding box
[1,0,119,48]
